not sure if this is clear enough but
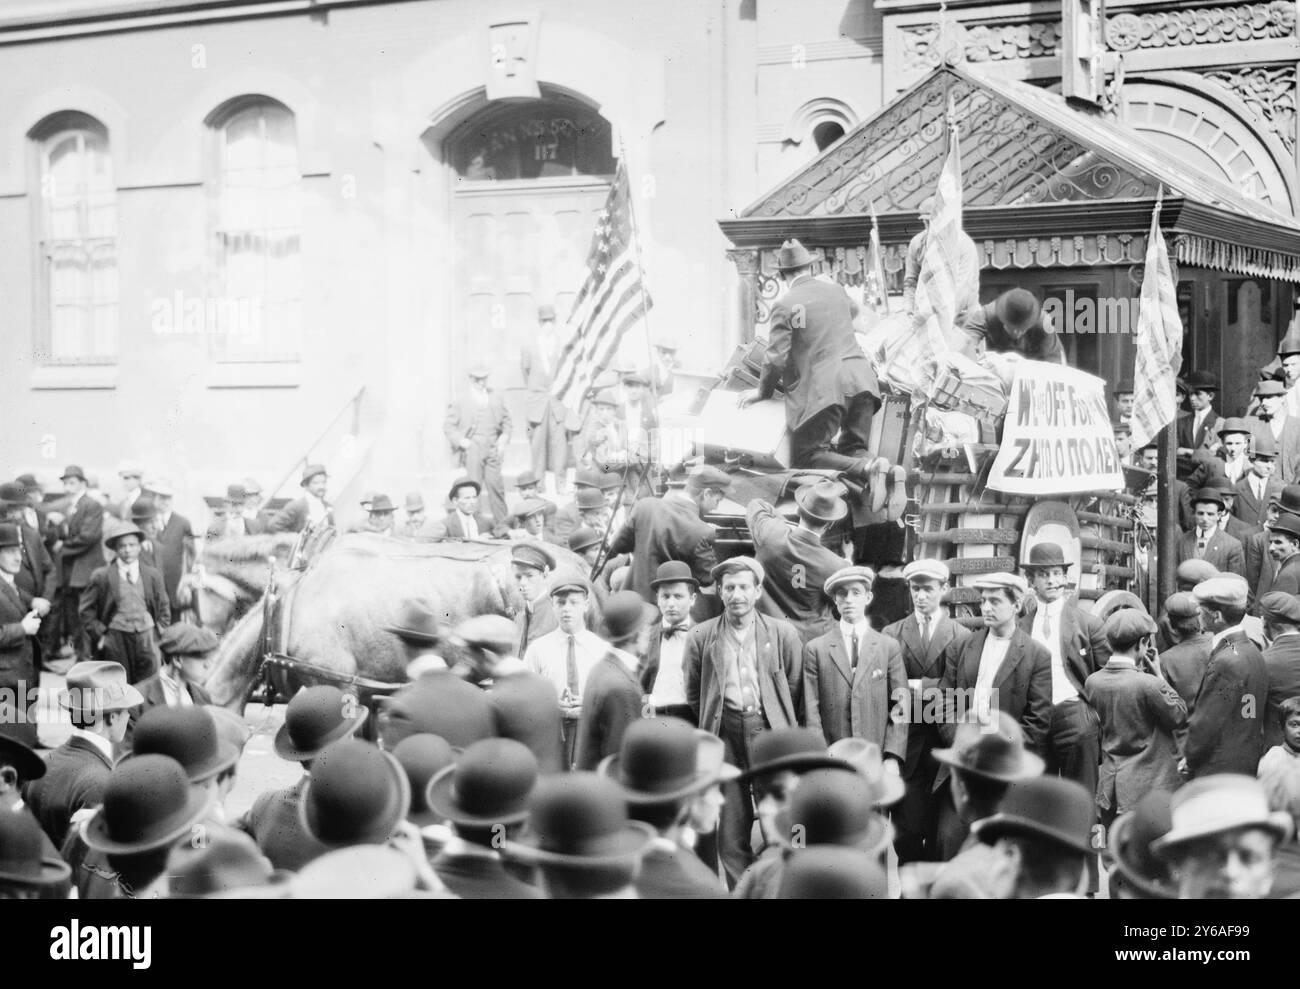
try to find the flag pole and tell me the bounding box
[617,137,662,476]
[1150,187,1179,609]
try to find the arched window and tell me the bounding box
[209,98,301,360]
[32,112,117,364]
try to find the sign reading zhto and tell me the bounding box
[988,361,1124,495]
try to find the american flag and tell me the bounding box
[882,125,962,392]
[1130,189,1184,450]
[864,204,890,317]
[552,161,653,409]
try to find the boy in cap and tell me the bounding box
[1213,418,1256,486]
[268,463,331,534]
[883,558,970,862]
[640,560,700,724]
[53,465,105,663]
[1084,609,1187,829]
[26,661,143,848]
[512,542,559,656]
[1185,576,1268,777]
[971,776,1097,898]
[444,364,511,525]
[1259,593,1300,750]
[1176,489,1246,578]
[745,479,850,644]
[80,518,170,683]
[574,590,651,771]
[128,623,218,737]
[803,566,908,763]
[1152,773,1292,899]
[1157,591,1212,711]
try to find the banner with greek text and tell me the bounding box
[987,361,1124,495]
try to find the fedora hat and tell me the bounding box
[1268,512,1300,542]
[736,728,849,784]
[1107,790,1178,900]
[994,289,1040,336]
[147,478,175,499]
[825,738,905,807]
[1151,774,1293,858]
[426,737,539,828]
[0,482,27,509]
[167,831,291,899]
[1256,379,1287,398]
[1022,541,1073,569]
[1217,417,1253,438]
[1271,484,1300,513]
[127,706,240,785]
[931,711,1045,783]
[369,494,396,514]
[568,526,603,554]
[383,598,444,646]
[795,480,848,523]
[1184,370,1218,392]
[971,776,1096,855]
[0,523,20,550]
[775,238,817,272]
[510,542,556,573]
[82,755,213,855]
[273,685,368,762]
[158,623,218,658]
[447,477,481,501]
[650,559,699,591]
[0,811,71,888]
[403,492,425,513]
[300,739,411,848]
[501,773,656,867]
[102,517,145,549]
[777,846,888,899]
[58,661,144,714]
[391,734,457,829]
[779,768,893,857]
[599,718,738,806]
[575,488,606,511]
[300,463,327,487]
[59,465,87,482]
[0,725,46,782]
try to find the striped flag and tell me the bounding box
[864,204,890,317]
[1130,189,1184,450]
[882,125,963,391]
[552,161,653,409]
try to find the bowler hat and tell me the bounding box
[650,559,699,591]
[823,565,876,596]
[1278,330,1300,358]
[599,718,738,806]
[383,598,444,645]
[0,725,47,782]
[404,492,425,513]
[15,474,40,492]
[931,711,1045,782]
[1252,430,1278,458]
[1184,370,1218,392]
[1191,487,1227,509]
[0,482,26,509]
[59,465,87,482]
[1258,591,1300,626]
[596,471,625,492]
[1267,512,1300,542]
[825,738,906,807]
[300,739,411,848]
[775,238,817,272]
[453,614,519,654]
[1217,417,1252,438]
[549,568,592,599]
[378,676,496,750]
[1164,591,1202,620]
[0,811,71,888]
[369,494,396,514]
[167,831,289,898]
[1022,541,1073,569]
[711,555,766,586]
[1271,484,1300,513]
[777,846,888,899]
[129,707,239,785]
[102,517,145,549]
[129,497,157,524]
[511,542,556,573]
[971,776,1096,855]
[1192,574,1249,611]
[795,480,848,523]
[158,623,219,657]
[575,488,606,511]
[501,773,656,867]
[82,755,213,854]
[426,738,539,827]
[1151,774,1293,858]
[1114,379,1135,395]
[447,477,481,501]
[225,483,247,502]
[572,469,603,490]
[537,304,556,321]
[273,685,369,762]
[58,661,144,714]
[514,471,540,490]
[779,768,892,856]
[300,463,328,487]
[994,289,1041,336]
[0,523,20,550]
[736,728,848,784]
[603,590,652,643]
[568,526,603,554]
[391,734,457,829]
[1256,379,1287,397]
[1175,559,1219,588]
[1107,790,1178,900]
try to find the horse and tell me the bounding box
[203,533,607,713]
[176,533,298,633]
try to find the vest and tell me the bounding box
[109,572,153,633]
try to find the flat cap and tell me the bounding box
[549,568,592,598]
[903,559,950,583]
[1192,575,1249,610]
[972,572,1029,598]
[592,389,619,407]
[1258,591,1300,626]
[1103,608,1156,645]
[1176,559,1219,586]
[510,542,556,573]
[454,615,519,653]
[824,566,876,596]
[1163,591,1202,620]
[710,556,765,585]
[688,465,733,492]
[159,624,220,657]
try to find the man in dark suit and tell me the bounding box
[685,556,804,884]
[519,303,571,496]
[1233,431,1283,528]
[25,661,141,848]
[0,523,43,747]
[235,684,366,871]
[1176,489,1246,577]
[607,465,728,604]
[427,738,542,899]
[51,465,104,663]
[574,591,648,771]
[803,565,908,763]
[1264,512,1300,597]
[1176,370,1226,469]
[147,481,194,617]
[0,489,55,694]
[739,239,880,479]
[126,624,216,744]
[1158,592,1213,712]
[445,364,512,525]
[1205,474,1259,545]
[747,480,849,644]
[1258,592,1300,751]
[933,572,1052,860]
[268,463,331,534]
[883,558,970,863]
[432,478,497,539]
[509,542,558,658]
[1137,441,1196,531]
[1185,576,1269,777]
[639,560,699,724]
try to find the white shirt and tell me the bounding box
[1249,474,1266,501]
[457,511,479,539]
[0,572,14,589]
[1031,597,1078,705]
[840,619,871,665]
[1193,407,1210,439]
[157,512,171,531]
[650,622,690,707]
[116,560,141,583]
[159,667,193,708]
[1224,456,1247,485]
[70,728,114,763]
[524,627,606,704]
[974,631,1014,709]
[304,492,329,527]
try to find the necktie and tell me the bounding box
[920,615,930,646]
[851,628,860,671]
[1197,530,1209,556]
[518,606,531,657]
[1040,605,1052,644]
[662,624,688,639]
[565,634,580,696]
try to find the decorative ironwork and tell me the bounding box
[1105,2,1296,52]
[1204,65,1297,153]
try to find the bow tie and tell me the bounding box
[662,624,689,639]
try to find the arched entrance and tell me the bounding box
[446,91,614,436]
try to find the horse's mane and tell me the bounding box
[202,533,297,563]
